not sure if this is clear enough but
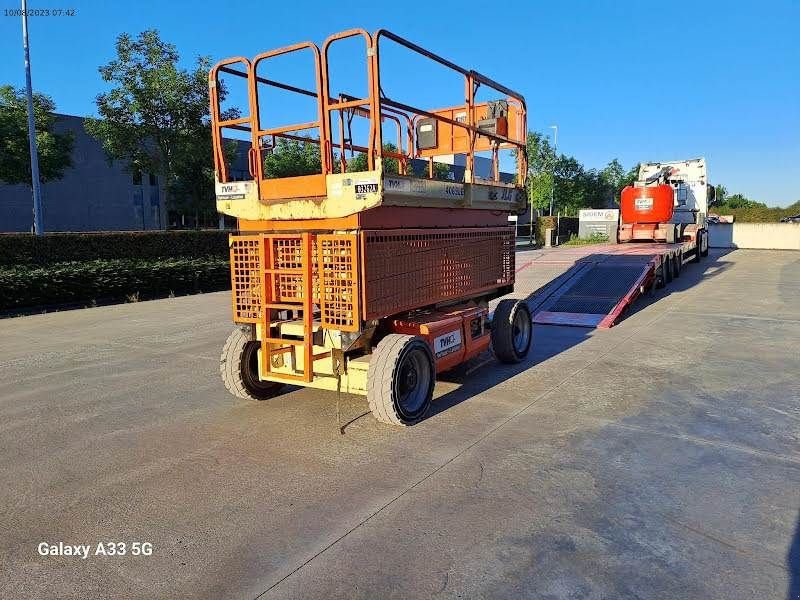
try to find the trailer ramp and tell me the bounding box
[531,254,657,328]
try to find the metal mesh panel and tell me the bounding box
[271,237,306,302]
[230,228,512,328]
[363,227,514,319]
[318,235,359,332]
[230,235,262,323]
[547,264,645,314]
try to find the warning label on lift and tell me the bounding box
[434,329,463,359]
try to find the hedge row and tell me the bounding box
[0,257,230,310]
[713,201,800,223]
[0,230,229,266]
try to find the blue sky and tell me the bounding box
[1,0,798,205]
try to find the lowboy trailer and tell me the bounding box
[531,238,707,328]
[533,159,713,328]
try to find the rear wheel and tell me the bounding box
[673,252,682,277]
[693,232,703,263]
[220,327,285,401]
[656,265,666,289]
[367,334,435,426]
[664,256,673,284]
[700,229,709,257]
[491,299,532,364]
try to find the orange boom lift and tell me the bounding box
[212,29,531,426]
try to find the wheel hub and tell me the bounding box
[401,364,418,393]
[512,310,531,354]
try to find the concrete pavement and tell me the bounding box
[0,248,798,599]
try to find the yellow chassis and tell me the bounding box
[254,323,370,396]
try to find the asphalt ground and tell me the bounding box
[1,247,798,599]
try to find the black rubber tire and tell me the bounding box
[700,230,709,257]
[220,327,285,401]
[491,299,533,364]
[692,232,703,263]
[367,334,435,426]
[664,256,673,284]
[673,252,682,277]
[655,267,666,289]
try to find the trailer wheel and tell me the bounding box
[673,252,682,278]
[663,256,673,284]
[492,299,532,364]
[367,334,435,426]
[220,327,284,401]
[692,233,703,263]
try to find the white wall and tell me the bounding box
[709,223,800,250]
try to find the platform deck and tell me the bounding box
[524,241,696,328]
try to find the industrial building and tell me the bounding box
[1,114,167,232]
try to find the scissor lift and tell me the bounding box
[213,29,532,426]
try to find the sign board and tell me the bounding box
[578,208,619,239]
[578,209,619,222]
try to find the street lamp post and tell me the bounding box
[21,0,44,235]
[548,124,558,216]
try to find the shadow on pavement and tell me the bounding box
[431,327,593,420]
[622,247,735,320]
[789,509,800,600]
[430,247,735,420]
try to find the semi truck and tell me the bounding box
[532,158,714,328]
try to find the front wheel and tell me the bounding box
[491,299,533,364]
[367,334,435,426]
[220,327,285,401]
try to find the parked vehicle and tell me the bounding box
[211,29,531,427]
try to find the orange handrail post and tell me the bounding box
[321,29,377,171]
[250,42,328,178]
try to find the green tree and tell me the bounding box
[346,143,394,174]
[0,85,73,185]
[524,131,556,212]
[263,137,323,178]
[408,159,451,180]
[346,143,399,175]
[713,184,727,206]
[621,164,639,188]
[522,131,645,214]
[553,155,588,214]
[599,158,625,206]
[723,193,765,209]
[85,30,220,221]
[344,143,451,179]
